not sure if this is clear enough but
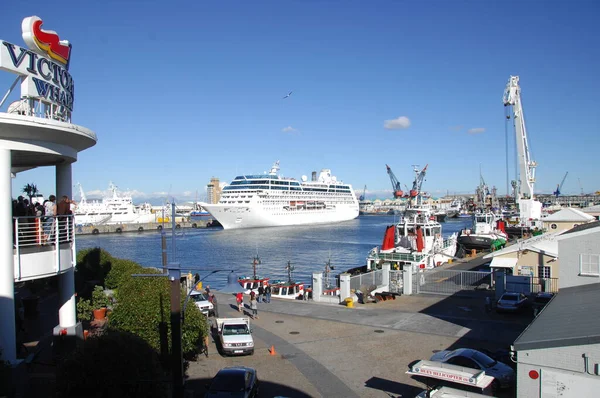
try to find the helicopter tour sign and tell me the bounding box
[0,16,75,113]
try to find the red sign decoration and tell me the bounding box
[21,16,71,67]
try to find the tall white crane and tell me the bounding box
[503,76,542,223]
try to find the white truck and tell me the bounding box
[215,317,254,356]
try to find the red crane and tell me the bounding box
[386,164,404,198]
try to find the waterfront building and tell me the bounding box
[0,16,96,363]
[206,177,221,204]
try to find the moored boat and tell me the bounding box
[238,255,269,294]
[366,165,458,271]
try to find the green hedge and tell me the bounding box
[55,330,169,398]
[104,259,145,290]
[108,269,208,357]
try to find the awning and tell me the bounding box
[490,257,518,269]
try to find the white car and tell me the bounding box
[189,290,213,316]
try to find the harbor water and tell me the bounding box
[76,215,471,289]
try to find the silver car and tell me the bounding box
[430,348,515,389]
[496,292,528,312]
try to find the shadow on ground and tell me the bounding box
[364,376,422,397]
[185,377,313,398]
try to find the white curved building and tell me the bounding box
[0,16,96,363]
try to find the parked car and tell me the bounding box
[190,290,214,316]
[496,292,528,312]
[531,292,554,316]
[430,348,516,389]
[205,366,259,398]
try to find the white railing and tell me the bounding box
[13,215,75,247]
[4,96,71,123]
[13,215,76,281]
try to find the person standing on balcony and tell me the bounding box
[43,195,56,243]
[56,195,74,241]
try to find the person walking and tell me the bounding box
[236,292,243,312]
[250,295,259,320]
[265,285,271,303]
[210,293,219,317]
[257,285,264,303]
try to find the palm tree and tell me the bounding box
[22,183,38,203]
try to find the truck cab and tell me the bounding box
[215,317,254,356]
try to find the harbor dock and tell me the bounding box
[75,219,216,235]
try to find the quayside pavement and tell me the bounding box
[185,291,527,397]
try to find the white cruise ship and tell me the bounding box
[200,161,359,229]
[74,182,157,226]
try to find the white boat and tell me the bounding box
[73,182,157,226]
[200,161,359,229]
[366,165,458,271]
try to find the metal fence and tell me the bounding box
[506,275,559,294]
[350,269,383,291]
[413,269,493,296]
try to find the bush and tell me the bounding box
[55,330,169,398]
[76,298,93,322]
[105,259,145,290]
[108,272,208,357]
[91,285,110,309]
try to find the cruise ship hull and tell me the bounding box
[201,203,359,230]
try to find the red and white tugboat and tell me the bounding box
[238,254,269,295]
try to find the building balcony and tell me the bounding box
[13,215,76,282]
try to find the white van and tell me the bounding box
[406,360,495,397]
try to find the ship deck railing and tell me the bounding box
[369,251,428,263]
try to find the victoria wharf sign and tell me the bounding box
[0,16,74,113]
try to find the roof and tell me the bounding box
[582,204,600,213]
[490,257,518,268]
[558,221,600,237]
[483,232,560,259]
[543,207,595,222]
[513,283,600,351]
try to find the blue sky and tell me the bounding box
[2,0,599,203]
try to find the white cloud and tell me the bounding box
[467,127,486,134]
[384,116,411,130]
[282,126,297,133]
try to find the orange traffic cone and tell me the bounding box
[269,345,277,356]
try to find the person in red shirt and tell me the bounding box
[236,292,243,312]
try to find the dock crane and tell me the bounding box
[553,172,569,198]
[503,76,542,223]
[359,185,367,201]
[386,164,404,198]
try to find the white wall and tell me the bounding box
[517,344,600,397]
[558,229,600,288]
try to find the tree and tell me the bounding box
[22,183,38,203]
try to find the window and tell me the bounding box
[580,254,600,277]
[448,356,478,369]
[538,266,551,278]
[550,223,557,230]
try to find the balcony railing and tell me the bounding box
[12,215,76,281]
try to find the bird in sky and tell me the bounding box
[282,91,293,99]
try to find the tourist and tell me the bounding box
[210,293,219,317]
[43,195,56,243]
[236,292,243,312]
[265,285,271,303]
[250,295,259,320]
[257,285,264,303]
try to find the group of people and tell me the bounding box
[12,194,76,244]
[235,285,271,320]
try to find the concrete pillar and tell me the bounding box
[312,272,322,302]
[56,163,76,328]
[403,264,413,295]
[0,148,16,363]
[382,263,390,287]
[339,273,351,301]
[56,163,73,199]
